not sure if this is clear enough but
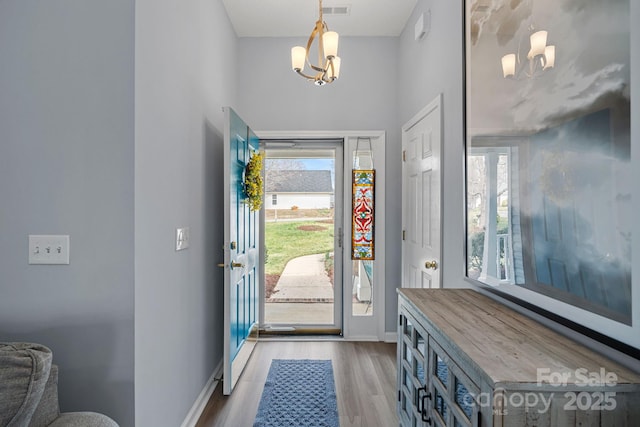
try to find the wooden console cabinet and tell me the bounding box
[397,289,640,427]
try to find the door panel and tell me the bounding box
[402,95,442,289]
[223,107,260,395]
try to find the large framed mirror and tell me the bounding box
[465,0,638,351]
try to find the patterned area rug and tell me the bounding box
[253,359,339,427]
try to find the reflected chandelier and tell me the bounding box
[291,0,341,86]
[501,26,555,79]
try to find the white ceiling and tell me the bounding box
[221,0,419,37]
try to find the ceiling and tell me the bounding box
[221,0,419,37]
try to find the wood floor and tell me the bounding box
[196,340,398,427]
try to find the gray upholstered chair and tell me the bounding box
[0,342,119,427]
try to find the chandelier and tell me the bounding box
[290,0,341,86]
[501,26,555,79]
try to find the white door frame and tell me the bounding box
[257,130,386,341]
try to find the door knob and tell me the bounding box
[231,262,244,269]
[217,263,225,268]
[425,260,438,270]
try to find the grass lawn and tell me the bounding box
[265,220,334,276]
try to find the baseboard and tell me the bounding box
[384,332,397,343]
[343,335,380,341]
[180,358,223,427]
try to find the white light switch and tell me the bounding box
[176,227,190,251]
[29,235,70,265]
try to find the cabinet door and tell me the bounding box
[428,337,480,427]
[398,309,431,427]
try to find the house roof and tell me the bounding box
[266,170,333,193]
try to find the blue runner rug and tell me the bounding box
[253,359,339,427]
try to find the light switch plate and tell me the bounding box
[29,235,70,265]
[176,227,190,251]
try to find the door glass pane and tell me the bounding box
[416,359,425,385]
[434,353,448,386]
[263,147,337,326]
[403,368,412,388]
[401,391,410,416]
[416,331,425,357]
[403,342,412,364]
[404,317,413,337]
[434,389,448,420]
[455,377,473,420]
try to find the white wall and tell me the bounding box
[134,0,237,425]
[236,36,402,332]
[0,1,135,425]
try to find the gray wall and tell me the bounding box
[236,36,402,332]
[0,0,135,425]
[1,0,237,425]
[398,0,466,292]
[134,0,236,425]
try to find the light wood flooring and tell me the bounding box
[196,340,398,427]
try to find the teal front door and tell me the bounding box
[223,107,260,395]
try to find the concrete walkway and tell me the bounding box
[263,253,372,324]
[268,254,333,302]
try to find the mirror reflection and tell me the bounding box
[465,0,631,324]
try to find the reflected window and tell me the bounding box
[467,147,519,285]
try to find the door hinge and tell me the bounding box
[402,230,406,241]
[402,150,406,162]
[338,227,343,248]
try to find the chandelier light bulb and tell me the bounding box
[323,31,339,59]
[328,56,341,79]
[291,46,306,71]
[501,54,516,78]
[543,45,556,69]
[528,30,548,59]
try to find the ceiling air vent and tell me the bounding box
[322,5,351,16]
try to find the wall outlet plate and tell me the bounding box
[176,227,190,251]
[29,235,70,265]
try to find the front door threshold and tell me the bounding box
[260,326,342,336]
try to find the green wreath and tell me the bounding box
[244,151,264,211]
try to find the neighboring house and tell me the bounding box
[265,170,333,209]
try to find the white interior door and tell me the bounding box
[223,107,260,395]
[402,95,442,289]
